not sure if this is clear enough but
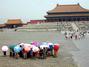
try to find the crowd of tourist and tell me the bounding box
[64,30,87,40]
[1,42,60,59]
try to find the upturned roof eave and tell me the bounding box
[47,4,89,14]
[47,11,89,14]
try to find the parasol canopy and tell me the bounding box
[54,43,60,46]
[14,45,22,53]
[48,43,54,46]
[42,42,48,45]
[24,46,31,53]
[54,43,60,51]
[19,43,24,47]
[39,42,49,49]
[37,42,42,47]
[48,42,54,49]
[32,46,39,52]
[31,41,39,47]
[2,46,8,51]
[23,43,32,47]
[9,44,17,50]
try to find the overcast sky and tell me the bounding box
[0,0,89,23]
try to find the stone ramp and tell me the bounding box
[71,23,79,31]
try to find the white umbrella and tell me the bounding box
[23,43,32,48]
[19,43,24,46]
[2,46,8,51]
[48,43,54,46]
[31,45,36,48]
[40,45,49,49]
[32,46,39,52]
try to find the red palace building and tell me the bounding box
[45,4,89,22]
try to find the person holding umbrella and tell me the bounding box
[23,46,31,59]
[1,45,8,56]
[14,45,22,59]
[48,42,54,56]
[39,47,44,59]
[53,43,60,57]
[32,45,39,58]
[9,44,17,57]
[39,42,48,59]
[28,48,33,58]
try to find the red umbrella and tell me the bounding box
[54,44,60,51]
[53,43,60,57]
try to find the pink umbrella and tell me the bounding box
[37,42,42,47]
[2,46,8,51]
[31,41,39,47]
[24,46,31,53]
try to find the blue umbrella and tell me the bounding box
[42,42,48,46]
[14,45,22,53]
[40,42,49,49]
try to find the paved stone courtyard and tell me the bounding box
[0,31,78,67]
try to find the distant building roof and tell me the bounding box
[47,4,89,13]
[6,19,23,25]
